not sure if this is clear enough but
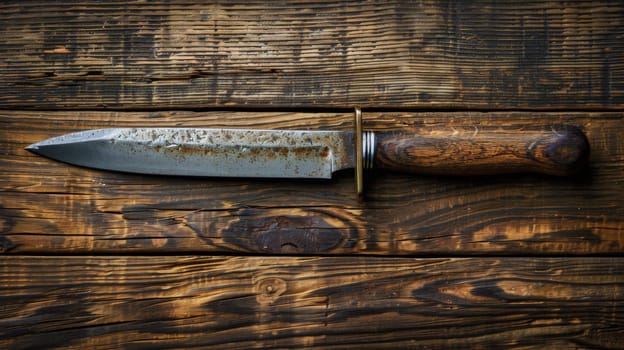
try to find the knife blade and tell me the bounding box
[25,110,590,194]
[26,127,354,179]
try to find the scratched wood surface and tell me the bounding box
[0,0,622,110]
[1,256,622,349]
[1,110,622,255]
[1,0,624,348]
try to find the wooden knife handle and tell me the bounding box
[374,125,590,176]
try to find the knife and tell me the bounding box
[25,109,589,195]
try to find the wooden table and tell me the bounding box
[1,1,623,348]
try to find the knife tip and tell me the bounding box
[25,144,40,152]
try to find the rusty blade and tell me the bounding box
[25,128,356,179]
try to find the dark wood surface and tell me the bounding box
[1,1,623,348]
[1,256,622,349]
[0,0,622,110]
[2,110,623,255]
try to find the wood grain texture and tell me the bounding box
[0,0,622,109]
[2,2,622,348]
[2,110,622,255]
[374,125,590,176]
[0,256,622,349]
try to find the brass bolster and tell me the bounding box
[355,107,375,196]
[355,107,364,196]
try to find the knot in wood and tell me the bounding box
[221,209,350,254]
[0,222,18,254]
[255,277,287,305]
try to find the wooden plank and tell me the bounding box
[1,110,622,255]
[0,256,622,349]
[0,0,622,109]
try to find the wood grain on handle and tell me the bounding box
[374,125,590,176]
